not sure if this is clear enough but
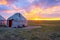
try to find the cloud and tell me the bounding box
[1,5,60,20]
[0,5,13,11]
[24,5,60,20]
[0,0,60,20]
[0,0,7,5]
[28,5,60,14]
[32,0,60,8]
[27,0,35,3]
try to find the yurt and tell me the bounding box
[0,15,6,26]
[7,13,27,28]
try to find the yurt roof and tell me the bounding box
[0,15,5,20]
[8,13,26,20]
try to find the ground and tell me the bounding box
[0,20,60,40]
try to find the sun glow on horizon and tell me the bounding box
[27,18,60,20]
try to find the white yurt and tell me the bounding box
[7,13,27,28]
[0,15,6,26]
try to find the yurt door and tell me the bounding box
[9,20,12,27]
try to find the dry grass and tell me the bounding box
[0,26,60,40]
[0,20,60,40]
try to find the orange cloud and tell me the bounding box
[24,5,60,20]
[2,5,60,20]
[0,0,8,5]
[45,6,60,14]
[29,5,60,14]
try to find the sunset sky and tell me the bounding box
[0,0,60,20]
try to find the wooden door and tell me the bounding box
[9,20,12,27]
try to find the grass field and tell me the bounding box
[0,20,60,40]
[28,20,60,26]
